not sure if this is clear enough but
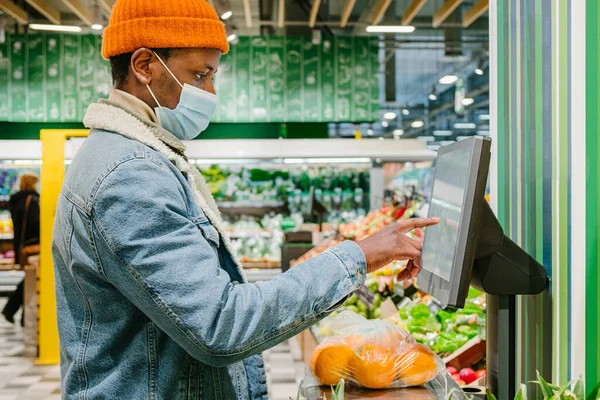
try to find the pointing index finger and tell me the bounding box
[397,217,440,234]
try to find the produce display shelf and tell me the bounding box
[217,201,287,216]
[228,231,274,239]
[242,261,281,269]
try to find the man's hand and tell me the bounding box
[356,217,440,278]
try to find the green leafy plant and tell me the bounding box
[446,372,596,400]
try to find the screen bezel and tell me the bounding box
[418,137,491,308]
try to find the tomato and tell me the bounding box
[459,368,477,384]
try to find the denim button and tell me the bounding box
[232,280,239,285]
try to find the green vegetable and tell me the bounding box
[408,316,441,334]
[346,294,358,306]
[399,308,408,320]
[373,293,382,308]
[458,303,483,315]
[371,308,381,319]
[409,303,432,320]
[356,300,368,312]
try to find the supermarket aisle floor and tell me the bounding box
[0,300,306,400]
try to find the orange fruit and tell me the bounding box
[396,343,439,386]
[351,344,397,389]
[342,334,364,349]
[310,341,357,386]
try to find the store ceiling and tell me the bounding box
[0,0,490,148]
[0,0,488,35]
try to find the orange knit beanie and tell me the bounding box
[101,0,229,59]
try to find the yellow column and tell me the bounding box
[38,129,88,365]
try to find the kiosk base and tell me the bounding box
[487,294,516,400]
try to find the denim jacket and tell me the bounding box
[52,91,367,400]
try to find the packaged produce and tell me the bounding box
[309,311,444,389]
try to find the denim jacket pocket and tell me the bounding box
[192,218,220,248]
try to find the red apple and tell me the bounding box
[475,369,486,379]
[451,373,461,382]
[446,366,458,375]
[459,368,477,384]
[456,379,466,386]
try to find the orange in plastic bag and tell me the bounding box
[396,342,439,386]
[310,341,356,385]
[351,344,397,388]
[309,311,444,389]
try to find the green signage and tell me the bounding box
[0,33,379,123]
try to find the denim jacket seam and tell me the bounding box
[147,322,157,400]
[90,151,191,220]
[325,249,359,289]
[88,217,108,280]
[66,202,75,268]
[86,147,148,213]
[69,273,92,400]
[212,368,221,400]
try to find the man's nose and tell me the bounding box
[206,79,216,95]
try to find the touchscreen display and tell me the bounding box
[422,146,471,281]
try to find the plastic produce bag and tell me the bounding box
[310,311,445,389]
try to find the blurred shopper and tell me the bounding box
[52,0,439,398]
[2,173,39,325]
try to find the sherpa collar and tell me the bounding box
[83,101,247,282]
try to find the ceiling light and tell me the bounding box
[227,33,237,42]
[367,129,374,136]
[462,97,475,106]
[381,121,389,128]
[454,122,476,129]
[479,114,490,121]
[477,130,490,136]
[366,25,415,33]
[383,112,397,120]
[221,10,233,20]
[402,109,409,116]
[411,120,424,128]
[439,75,458,85]
[417,136,435,141]
[29,24,82,32]
[456,136,472,141]
[91,24,103,30]
[433,130,453,136]
[393,129,404,137]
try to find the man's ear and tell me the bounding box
[130,48,156,85]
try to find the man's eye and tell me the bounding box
[196,73,207,81]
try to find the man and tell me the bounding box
[52,0,438,398]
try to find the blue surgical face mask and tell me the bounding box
[146,52,216,140]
